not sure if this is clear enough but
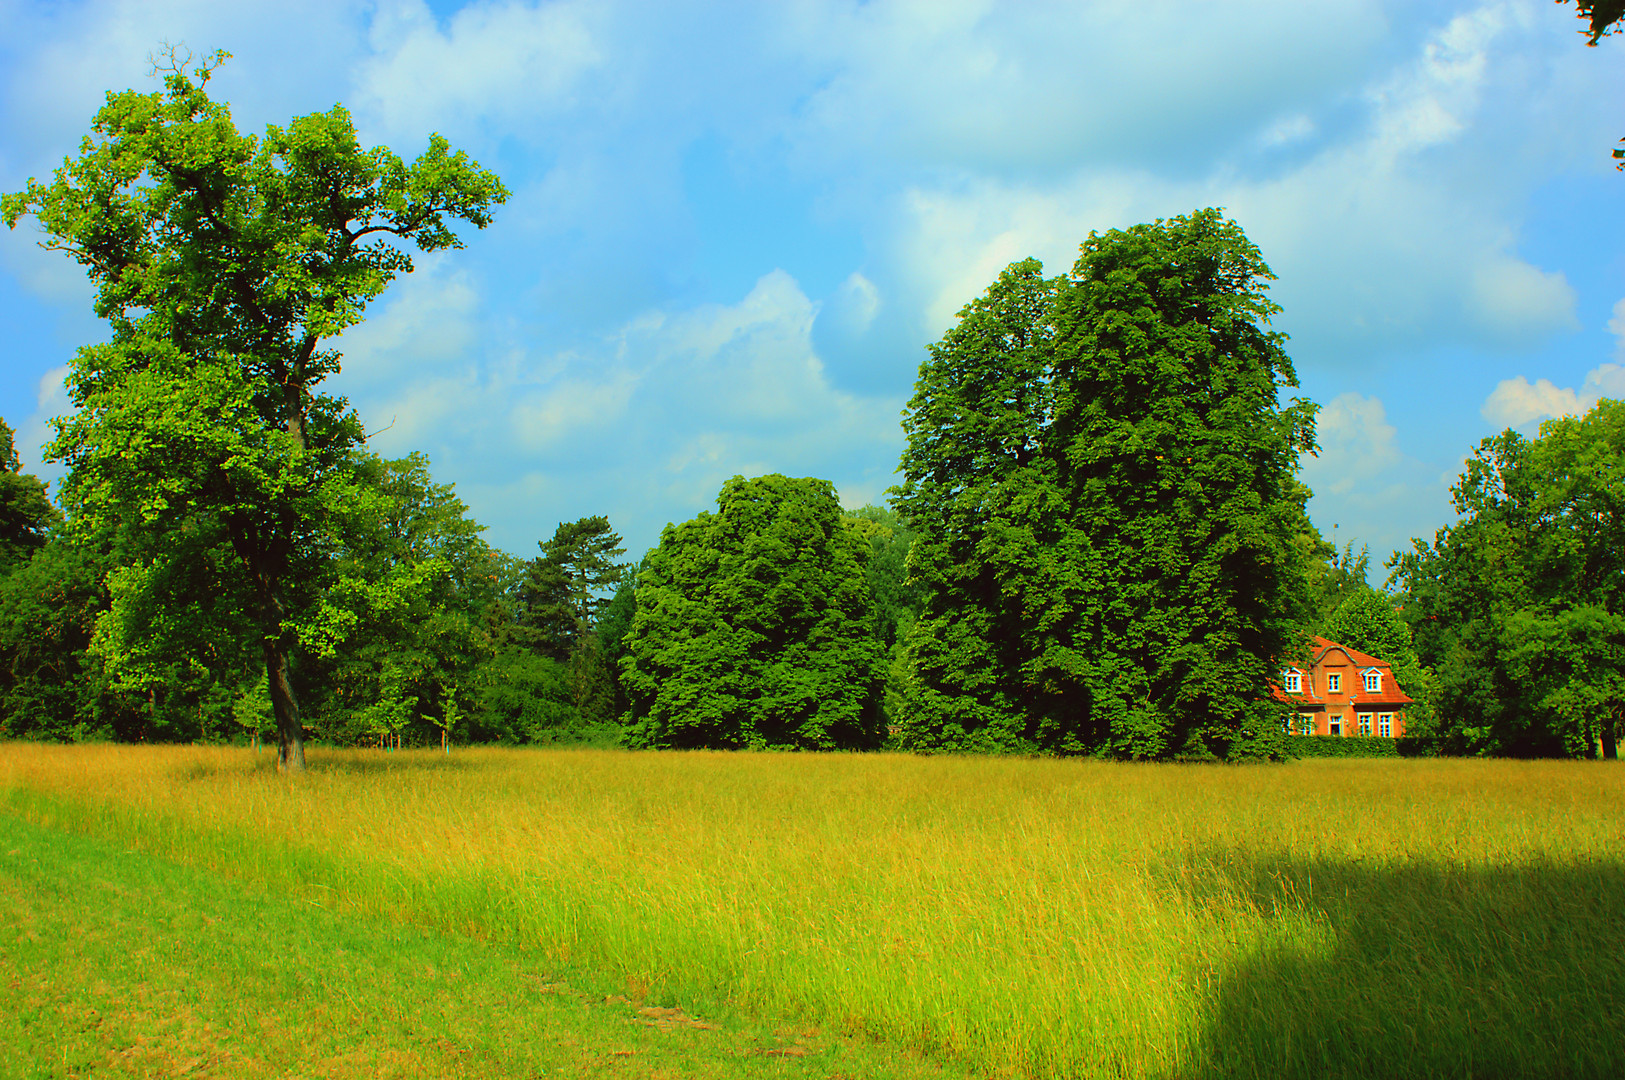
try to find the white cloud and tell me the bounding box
[335,268,903,555]
[1366,2,1521,161]
[1298,391,1455,571]
[15,364,71,487]
[1468,258,1577,338]
[1302,392,1403,496]
[354,0,602,143]
[333,257,481,387]
[823,272,881,338]
[1481,364,1625,428]
[789,0,1387,173]
[882,1,1578,354]
[1258,113,1316,149]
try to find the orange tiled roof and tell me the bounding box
[1271,636,1415,707]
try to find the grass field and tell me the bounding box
[2,745,1621,1079]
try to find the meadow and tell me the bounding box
[2,745,1621,1079]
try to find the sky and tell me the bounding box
[3,0,1624,573]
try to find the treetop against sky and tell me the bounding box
[3,0,1624,566]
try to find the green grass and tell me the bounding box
[0,813,969,1079]
[3,745,1623,1078]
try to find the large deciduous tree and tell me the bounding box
[620,474,885,750]
[1391,400,1625,757]
[893,209,1318,758]
[2,51,506,770]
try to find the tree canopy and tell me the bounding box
[1558,0,1625,45]
[893,209,1318,759]
[1390,400,1625,757]
[620,474,885,750]
[0,419,60,570]
[2,52,507,769]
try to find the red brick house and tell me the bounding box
[1275,636,1413,738]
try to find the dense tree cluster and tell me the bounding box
[620,475,885,750]
[1,51,505,768]
[4,63,1620,761]
[893,212,1319,758]
[1390,403,1625,758]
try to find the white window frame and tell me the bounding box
[1326,672,1341,693]
[1363,669,1381,693]
[1378,713,1393,737]
[1357,713,1371,736]
[1328,714,1343,736]
[1299,715,1317,736]
[1283,669,1302,694]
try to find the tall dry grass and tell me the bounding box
[2,744,1620,1078]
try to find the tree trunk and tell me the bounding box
[1603,711,1619,761]
[265,634,305,772]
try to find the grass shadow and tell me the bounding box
[300,750,480,776]
[1169,850,1625,1079]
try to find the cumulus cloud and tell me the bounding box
[336,269,903,555]
[3,0,1619,566]
[1481,364,1625,428]
[13,364,71,489]
[1364,2,1521,161]
[353,0,602,143]
[1302,392,1403,496]
[879,0,1578,355]
[1298,391,1454,570]
[788,0,1386,174]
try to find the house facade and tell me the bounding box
[1276,636,1413,738]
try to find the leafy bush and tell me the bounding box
[1286,735,1400,758]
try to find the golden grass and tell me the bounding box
[3,744,1621,1079]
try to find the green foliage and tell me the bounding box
[88,521,262,742]
[512,515,628,724]
[1557,0,1625,46]
[1283,734,1400,758]
[0,538,120,740]
[844,505,923,652]
[467,645,595,744]
[1390,401,1625,757]
[0,420,60,571]
[893,210,1315,759]
[3,53,506,768]
[1306,539,1370,626]
[1321,585,1435,735]
[305,452,504,747]
[621,474,885,750]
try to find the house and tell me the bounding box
[1275,636,1413,737]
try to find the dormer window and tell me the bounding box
[1363,669,1381,693]
[1326,673,1341,693]
[1283,669,1302,694]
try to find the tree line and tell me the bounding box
[1,56,1619,762]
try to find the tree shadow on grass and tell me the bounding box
[186,749,481,780]
[301,752,479,776]
[1169,851,1625,1079]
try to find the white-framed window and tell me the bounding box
[1299,715,1317,736]
[1378,714,1393,737]
[1363,669,1382,693]
[1358,713,1372,736]
[1326,672,1341,693]
[1328,715,1343,737]
[1283,669,1302,694]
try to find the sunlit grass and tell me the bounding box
[3,745,1621,1078]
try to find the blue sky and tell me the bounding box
[3,0,1624,571]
